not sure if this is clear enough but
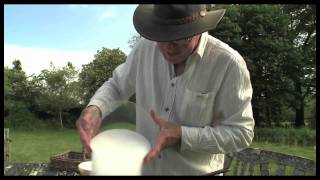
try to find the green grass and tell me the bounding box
[10,128,82,163]
[6,123,316,164]
[250,141,316,160]
[9,122,135,163]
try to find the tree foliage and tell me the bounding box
[4,60,39,128]
[33,62,82,128]
[4,5,315,130]
[79,47,127,104]
[208,4,316,127]
[280,4,316,127]
[128,33,141,49]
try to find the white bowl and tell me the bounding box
[78,161,92,176]
[90,129,151,175]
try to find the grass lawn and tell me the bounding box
[7,123,316,164]
[250,141,316,160]
[8,122,135,163]
[10,128,83,163]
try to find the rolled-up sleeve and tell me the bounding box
[180,55,254,154]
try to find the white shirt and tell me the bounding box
[88,32,255,175]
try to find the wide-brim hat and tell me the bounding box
[133,4,226,42]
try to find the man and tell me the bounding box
[76,4,255,175]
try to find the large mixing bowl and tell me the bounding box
[90,129,151,175]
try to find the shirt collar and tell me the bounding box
[192,32,208,59]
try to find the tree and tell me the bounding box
[280,4,316,127]
[35,62,82,129]
[128,33,141,49]
[79,48,127,104]
[208,5,316,127]
[6,60,30,101]
[4,67,12,117]
[209,5,294,126]
[4,60,39,128]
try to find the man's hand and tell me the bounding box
[75,106,102,154]
[143,110,182,164]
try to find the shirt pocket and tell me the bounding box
[180,89,216,127]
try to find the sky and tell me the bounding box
[4,4,139,76]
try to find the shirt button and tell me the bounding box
[165,107,169,112]
[171,83,175,87]
[158,154,162,159]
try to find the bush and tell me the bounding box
[253,127,315,146]
[62,111,80,129]
[4,100,39,130]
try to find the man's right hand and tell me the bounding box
[76,105,102,153]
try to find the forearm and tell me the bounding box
[87,49,138,119]
[180,123,254,154]
[87,79,127,119]
[88,41,142,119]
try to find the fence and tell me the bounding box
[223,148,316,176]
[4,128,12,162]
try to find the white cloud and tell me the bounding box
[98,10,115,22]
[68,4,89,8]
[4,44,95,76]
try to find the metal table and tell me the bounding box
[4,163,80,176]
[4,162,229,176]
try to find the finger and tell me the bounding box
[76,115,95,153]
[150,110,164,126]
[92,118,102,137]
[78,127,93,152]
[143,148,159,165]
[143,135,165,164]
[153,136,165,155]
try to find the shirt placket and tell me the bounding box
[162,78,178,121]
[156,78,177,162]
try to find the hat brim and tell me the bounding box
[133,5,226,42]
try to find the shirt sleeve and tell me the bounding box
[180,55,255,154]
[87,42,140,119]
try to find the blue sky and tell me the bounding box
[4,4,139,76]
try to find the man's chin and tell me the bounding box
[164,58,179,64]
[167,61,179,64]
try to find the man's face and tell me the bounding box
[157,34,201,65]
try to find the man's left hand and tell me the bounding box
[143,110,182,164]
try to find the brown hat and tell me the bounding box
[133,4,225,42]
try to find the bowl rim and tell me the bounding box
[78,161,92,174]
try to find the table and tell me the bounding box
[4,163,228,176]
[4,163,80,176]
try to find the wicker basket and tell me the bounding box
[49,151,91,172]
